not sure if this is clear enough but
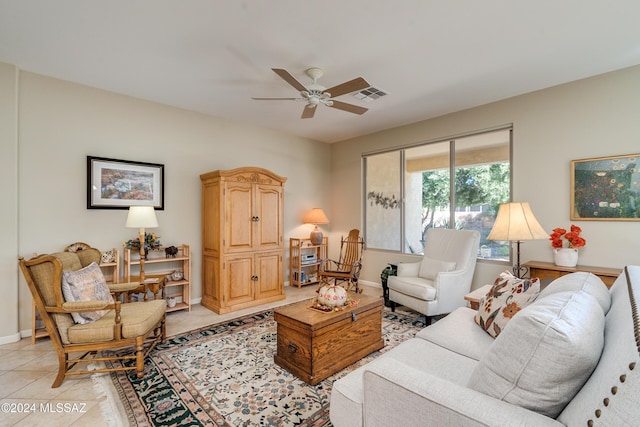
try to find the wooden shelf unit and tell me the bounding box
[524,260,621,288]
[32,248,121,344]
[290,237,328,288]
[124,244,192,312]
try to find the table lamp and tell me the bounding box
[487,202,547,278]
[125,206,158,282]
[303,208,329,245]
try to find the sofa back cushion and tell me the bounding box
[468,289,605,418]
[557,266,640,426]
[538,271,611,314]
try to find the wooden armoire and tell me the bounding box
[200,167,287,314]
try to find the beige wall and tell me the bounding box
[3,62,639,342]
[2,66,331,341]
[0,63,19,343]
[330,65,640,289]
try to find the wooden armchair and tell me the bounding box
[19,247,166,388]
[319,229,365,293]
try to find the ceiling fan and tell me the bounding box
[252,68,371,119]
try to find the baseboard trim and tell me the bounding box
[0,331,22,345]
[360,280,382,289]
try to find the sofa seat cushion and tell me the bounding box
[387,276,436,301]
[468,290,605,418]
[330,336,478,427]
[67,300,165,343]
[417,307,494,361]
[474,271,540,338]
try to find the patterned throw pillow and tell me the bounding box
[61,262,114,324]
[474,271,540,337]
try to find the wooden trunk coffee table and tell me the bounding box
[274,293,384,385]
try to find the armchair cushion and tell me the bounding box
[468,290,605,418]
[67,300,166,343]
[389,276,436,301]
[474,271,540,337]
[418,257,456,280]
[61,262,114,324]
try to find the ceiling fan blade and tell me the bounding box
[272,68,308,92]
[252,97,300,100]
[324,77,370,98]
[329,100,368,115]
[301,105,316,119]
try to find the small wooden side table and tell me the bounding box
[524,261,621,288]
[464,284,492,310]
[120,274,166,302]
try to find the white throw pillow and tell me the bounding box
[474,271,540,337]
[468,290,605,418]
[418,257,456,280]
[61,262,114,324]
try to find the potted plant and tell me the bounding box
[549,225,586,267]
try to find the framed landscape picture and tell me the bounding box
[87,156,164,209]
[571,153,639,221]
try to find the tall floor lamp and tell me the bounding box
[487,202,547,278]
[125,206,158,282]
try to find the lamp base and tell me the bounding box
[309,227,324,245]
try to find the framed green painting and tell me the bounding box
[571,153,640,220]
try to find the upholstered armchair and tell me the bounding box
[19,246,166,387]
[388,228,480,323]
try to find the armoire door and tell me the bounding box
[225,181,254,252]
[222,254,254,306]
[254,251,283,300]
[254,184,283,251]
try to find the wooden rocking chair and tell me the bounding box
[19,247,166,388]
[319,229,365,293]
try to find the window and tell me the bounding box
[364,127,511,261]
[365,151,402,251]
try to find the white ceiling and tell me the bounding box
[1,1,640,143]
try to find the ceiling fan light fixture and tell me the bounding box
[308,96,320,106]
[254,67,372,119]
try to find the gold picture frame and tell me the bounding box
[571,153,639,221]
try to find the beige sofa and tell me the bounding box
[330,268,640,426]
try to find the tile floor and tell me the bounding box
[0,285,385,426]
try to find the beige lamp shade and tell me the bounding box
[125,206,158,282]
[488,202,546,278]
[487,202,547,241]
[125,206,159,229]
[303,208,329,225]
[303,208,329,245]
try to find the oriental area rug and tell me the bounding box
[105,308,426,426]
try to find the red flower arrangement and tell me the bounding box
[549,225,586,249]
